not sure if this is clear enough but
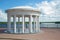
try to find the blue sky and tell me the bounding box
[0,0,60,22]
[0,0,51,10]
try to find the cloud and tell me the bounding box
[0,10,7,22]
[36,1,56,14]
[36,0,60,22]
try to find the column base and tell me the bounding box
[6,28,41,34]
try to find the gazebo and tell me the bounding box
[5,6,40,34]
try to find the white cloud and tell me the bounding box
[36,1,56,14]
[36,0,60,22]
[0,10,7,22]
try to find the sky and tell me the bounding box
[0,0,60,22]
[0,0,51,10]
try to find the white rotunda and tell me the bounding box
[5,6,40,34]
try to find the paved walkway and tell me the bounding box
[0,28,60,40]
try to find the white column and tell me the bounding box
[22,15,24,33]
[29,17,30,33]
[13,15,16,33]
[33,17,36,32]
[18,17,20,33]
[37,16,39,32]
[36,16,38,32]
[29,15,33,33]
[38,16,40,32]
[7,14,11,32]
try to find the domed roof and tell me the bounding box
[6,6,40,13]
[10,6,35,10]
[9,6,39,11]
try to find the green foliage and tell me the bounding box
[0,22,7,24]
